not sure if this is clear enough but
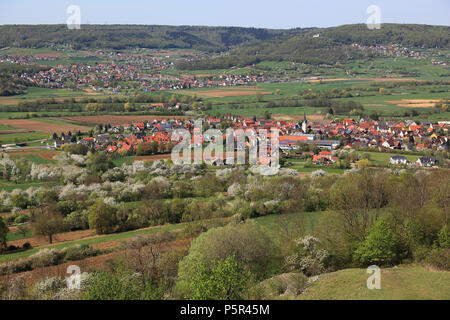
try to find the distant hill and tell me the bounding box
[1,23,448,69]
[177,24,450,69]
[318,23,450,48]
[0,25,302,52]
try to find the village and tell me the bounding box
[3,52,268,94]
[48,114,450,168]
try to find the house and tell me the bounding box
[95,133,110,144]
[390,155,407,165]
[54,140,65,148]
[313,151,338,164]
[416,156,439,167]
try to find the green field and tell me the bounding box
[7,153,56,164]
[357,151,420,166]
[6,229,33,242]
[0,124,19,130]
[0,131,49,144]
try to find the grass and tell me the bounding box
[0,131,49,144]
[285,160,346,174]
[112,156,136,167]
[299,265,450,300]
[0,124,19,130]
[7,153,56,164]
[255,211,324,242]
[6,229,33,242]
[0,180,58,192]
[358,151,419,166]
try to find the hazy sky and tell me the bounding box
[0,0,449,28]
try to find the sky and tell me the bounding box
[0,0,449,28]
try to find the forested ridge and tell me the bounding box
[0,25,299,51]
[1,23,448,52]
[177,24,450,69]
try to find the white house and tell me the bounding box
[390,155,407,165]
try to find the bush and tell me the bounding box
[0,259,32,276]
[14,214,29,224]
[22,242,31,250]
[62,244,98,262]
[82,272,143,300]
[30,248,63,269]
[424,248,450,271]
[9,194,29,209]
[34,277,66,299]
[187,255,252,300]
[64,210,89,231]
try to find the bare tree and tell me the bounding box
[32,206,64,244]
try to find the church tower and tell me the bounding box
[301,113,308,133]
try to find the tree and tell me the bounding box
[85,103,102,112]
[437,225,450,249]
[188,255,251,300]
[10,194,29,209]
[356,158,371,169]
[32,209,64,244]
[175,221,274,298]
[88,200,117,234]
[17,224,28,239]
[36,189,59,206]
[86,152,114,174]
[124,102,133,112]
[0,217,9,250]
[354,218,398,266]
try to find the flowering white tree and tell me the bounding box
[285,235,329,276]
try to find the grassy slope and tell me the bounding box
[299,265,450,300]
